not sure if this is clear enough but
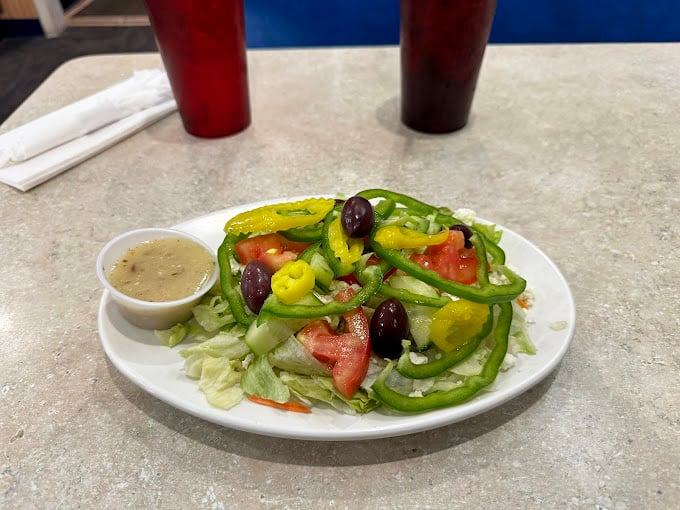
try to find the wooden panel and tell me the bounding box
[0,0,39,18]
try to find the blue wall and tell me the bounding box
[244,0,680,48]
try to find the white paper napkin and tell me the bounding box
[0,69,177,192]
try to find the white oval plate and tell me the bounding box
[98,198,575,441]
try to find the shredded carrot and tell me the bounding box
[516,296,531,310]
[248,395,312,414]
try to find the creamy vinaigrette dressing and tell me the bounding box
[108,238,215,302]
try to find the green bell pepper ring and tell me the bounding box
[377,283,452,308]
[368,231,526,305]
[257,265,383,324]
[217,235,256,327]
[373,198,396,220]
[357,189,443,217]
[470,233,490,286]
[371,301,512,413]
[395,305,494,379]
[279,223,324,243]
[298,241,322,263]
[475,227,506,266]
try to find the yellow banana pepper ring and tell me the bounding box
[224,198,335,235]
[429,299,490,352]
[374,225,449,249]
[271,260,316,304]
[328,217,363,265]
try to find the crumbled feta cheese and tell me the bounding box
[409,351,429,365]
[550,321,568,331]
[328,280,345,291]
[316,292,335,304]
[242,353,254,369]
[519,288,535,307]
[454,208,477,225]
[489,271,511,285]
[501,353,516,371]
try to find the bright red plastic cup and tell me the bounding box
[144,0,251,138]
[400,0,497,133]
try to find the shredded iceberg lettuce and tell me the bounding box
[279,372,380,414]
[191,294,236,332]
[155,323,187,347]
[472,221,503,244]
[509,301,536,355]
[197,356,243,410]
[268,335,330,376]
[240,355,290,403]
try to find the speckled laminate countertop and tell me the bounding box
[1,45,678,509]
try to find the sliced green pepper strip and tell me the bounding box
[298,241,322,263]
[470,234,490,286]
[371,301,512,412]
[258,265,383,324]
[279,224,324,243]
[475,228,506,265]
[369,232,525,304]
[378,284,452,308]
[396,305,494,379]
[373,198,396,220]
[217,235,255,327]
[357,189,441,216]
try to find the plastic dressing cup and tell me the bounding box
[96,228,218,330]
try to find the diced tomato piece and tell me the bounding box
[411,230,479,285]
[296,289,371,399]
[410,252,433,270]
[297,320,341,364]
[235,233,311,272]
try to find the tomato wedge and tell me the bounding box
[332,289,371,398]
[411,230,478,285]
[297,320,340,364]
[234,233,311,272]
[296,288,371,399]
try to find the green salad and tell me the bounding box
[156,189,535,415]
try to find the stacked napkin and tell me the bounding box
[0,69,177,192]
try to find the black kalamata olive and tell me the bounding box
[370,298,409,359]
[240,260,273,313]
[451,223,473,249]
[341,196,375,238]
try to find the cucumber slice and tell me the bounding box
[308,252,334,290]
[246,293,323,354]
[386,275,438,350]
[404,303,435,350]
[387,275,440,298]
[245,318,306,356]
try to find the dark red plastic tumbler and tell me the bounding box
[400,0,497,133]
[144,0,251,138]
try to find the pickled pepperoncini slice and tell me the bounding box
[224,198,335,235]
